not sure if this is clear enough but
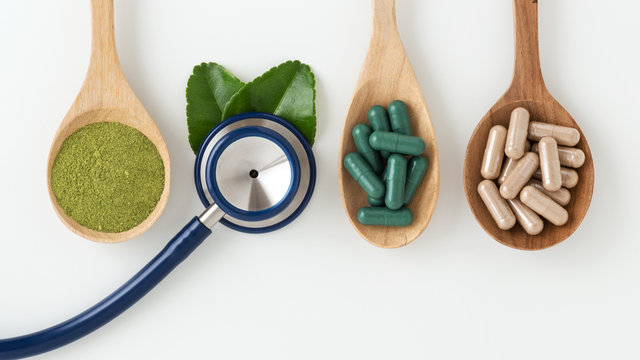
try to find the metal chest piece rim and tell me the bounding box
[194,112,316,233]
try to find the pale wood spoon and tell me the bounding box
[46,0,170,243]
[463,0,594,250]
[338,0,440,248]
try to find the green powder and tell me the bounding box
[51,122,165,233]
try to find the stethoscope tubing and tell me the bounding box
[0,218,212,359]
[0,113,315,359]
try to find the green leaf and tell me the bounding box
[186,63,244,153]
[222,60,317,145]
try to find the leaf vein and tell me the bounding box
[272,71,300,114]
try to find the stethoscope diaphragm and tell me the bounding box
[195,112,316,233]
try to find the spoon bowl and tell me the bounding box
[465,100,593,250]
[463,0,594,250]
[46,0,170,243]
[338,0,439,248]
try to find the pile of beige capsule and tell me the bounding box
[478,107,584,235]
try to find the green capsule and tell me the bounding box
[368,105,391,158]
[403,156,429,205]
[368,196,385,207]
[388,100,412,136]
[344,153,385,198]
[357,207,414,227]
[369,131,426,156]
[385,154,407,210]
[352,124,383,173]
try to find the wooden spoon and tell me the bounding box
[338,0,440,248]
[46,0,170,243]
[463,0,594,250]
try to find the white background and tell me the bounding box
[1,0,639,359]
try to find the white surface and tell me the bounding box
[1,0,639,359]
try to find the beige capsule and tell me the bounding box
[528,121,580,146]
[507,198,544,235]
[505,107,530,159]
[531,143,585,168]
[498,157,518,185]
[534,167,579,189]
[498,141,531,185]
[538,137,562,191]
[478,180,516,230]
[528,179,571,206]
[520,185,569,226]
[481,125,508,179]
[500,152,539,200]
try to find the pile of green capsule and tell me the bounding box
[344,100,429,227]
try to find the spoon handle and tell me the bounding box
[508,0,547,99]
[372,0,397,34]
[86,0,125,92]
[367,0,404,65]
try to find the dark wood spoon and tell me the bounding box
[463,0,594,250]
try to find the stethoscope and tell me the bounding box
[0,112,316,359]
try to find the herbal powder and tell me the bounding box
[51,122,165,233]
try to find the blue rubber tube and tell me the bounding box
[0,217,212,360]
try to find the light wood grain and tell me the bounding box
[463,0,594,250]
[46,0,170,243]
[338,0,440,248]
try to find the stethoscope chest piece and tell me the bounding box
[195,112,316,233]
